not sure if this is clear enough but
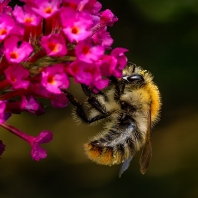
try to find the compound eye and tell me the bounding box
[127,74,144,83]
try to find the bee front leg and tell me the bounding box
[65,91,109,124]
[81,84,108,115]
[65,91,88,123]
[109,76,125,101]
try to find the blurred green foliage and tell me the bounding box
[1,0,198,197]
[129,0,198,22]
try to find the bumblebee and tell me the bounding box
[66,63,161,177]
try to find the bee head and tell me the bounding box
[122,63,146,84]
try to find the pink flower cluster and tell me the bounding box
[0,0,128,160]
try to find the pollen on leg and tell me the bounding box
[97,147,113,165]
[112,151,123,165]
[84,143,101,161]
[84,143,114,165]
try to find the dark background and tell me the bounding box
[1,0,198,197]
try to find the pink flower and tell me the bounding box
[0,14,15,41]
[4,64,30,89]
[31,0,62,18]
[77,0,102,14]
[0,113,11,125]
[75,38,104,63]
[0,0,11,13]
[29,84,68,108]
[41,33,68,57]
[91,9,118,35]
[111,47,128,76]
[61,7,93,42]
[67,60,108,90]
[4,36,33,63]
[20,95,44,115]
[99,54,117,76]
[0,123,53,161]
[41,64,70,94]
[13,5,42,26]
[92,27,113,48]
[96,47,128,78]
[9,24,24,37]
[67,60,93,85]
[0,100,11,124]
[99,9,118,27]
[63,0,81,9]
[50,93,68,108]
[29,83,50,98]
[29,131,53,161]
[0,0,10,5]
[0,140,5,157]
[92,72,109,91]
[0,100,6,116]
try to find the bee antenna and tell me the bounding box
[132,64,136,73]
[127,62,136,73]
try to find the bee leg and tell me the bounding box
[81,84,107,99]
[65,91,109,124]
[81,84,92,97]
[81,84,108,115]
[65,91,88,122]
[109,76,125,101]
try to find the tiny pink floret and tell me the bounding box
[4,36,33,63]
[0,14,15,41]
[13,5,42,26]
[75,39,104,63]
[29,130,53,161]
[4,64,30,89]
[41,33,68,57]
[41,64,70,94]
[31,0,61,18]
[61,7,93,42]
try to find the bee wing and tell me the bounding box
[119,156,133,178]
[139,108,152,174]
